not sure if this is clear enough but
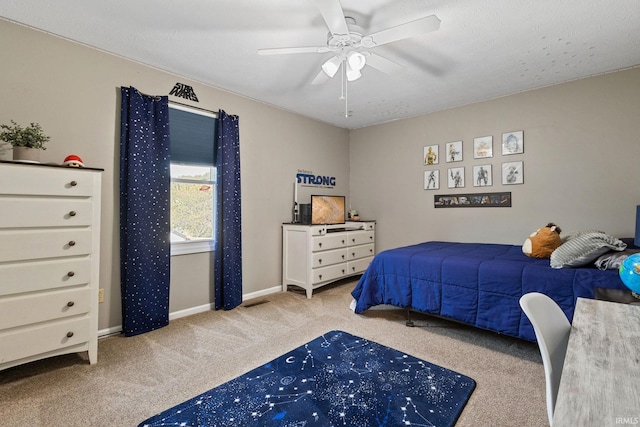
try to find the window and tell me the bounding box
[169,103,217,256]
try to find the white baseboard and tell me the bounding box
[98,285,284,338]
[98,326,124,338]
[242,285,282,301]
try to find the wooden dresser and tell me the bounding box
[0,161,102,371]
[282,221,375,298]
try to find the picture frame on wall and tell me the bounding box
[424,144,439,165]
[502,161,524,184]
[424,170,440,190]
[502,130,524,155]
[434,192,512,208]
[445,140,463,162]
[447,167,465,188]
[473,164,492,187]
[473,136,493,159]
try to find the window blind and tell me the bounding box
[169,105,217,165]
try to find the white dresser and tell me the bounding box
[282,221,375,298]
[0,161,102,371]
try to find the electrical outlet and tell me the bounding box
[98,288,104,303]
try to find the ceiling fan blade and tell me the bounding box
[311,0,349,35]
[366,15,441,47]
[311,69,331,85]
[258,46,332,55]
[364,53,405,75]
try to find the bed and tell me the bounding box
[351,241,630,342]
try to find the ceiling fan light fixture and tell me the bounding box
[345,65,362,81]
[321,56,342,78]
[345,51,365,81]
[347,51,366,71]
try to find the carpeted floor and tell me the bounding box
[0,279,547,426]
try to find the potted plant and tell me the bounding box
[0,120,50,162]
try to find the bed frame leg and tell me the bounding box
[406,309,415,327]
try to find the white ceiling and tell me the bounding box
[1,1,639,129]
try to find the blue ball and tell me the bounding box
[619,253,640,294]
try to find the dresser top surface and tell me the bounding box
[0,160,104,172]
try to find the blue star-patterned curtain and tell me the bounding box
[214,110,242,310]
[119,86,171,336]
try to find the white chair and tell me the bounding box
[519,292,571,426]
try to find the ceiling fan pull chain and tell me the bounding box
[340,60,345,100]
[343,60,349,118]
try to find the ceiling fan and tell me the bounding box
[257,0,441,86]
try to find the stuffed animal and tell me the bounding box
[62,154,85,167]
[522,223,562,258]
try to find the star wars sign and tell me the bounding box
[169,83,199,102]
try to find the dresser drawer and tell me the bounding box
[348,243,375,260]
[0,197,93,228]
[0,287,91,330]
[0,257,91,297]
[0,229,92,262]
[0,317,90,363]
[313,248,347,268]
[347,230,375,246]
[347,256,374,275]
[0,164,95,197]
[313,264,347,284]
[313,233,348,251]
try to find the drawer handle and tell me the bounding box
[69,211,77,217]
[67,271,75,277]
[370,236,373,240]
[318,242,322,247]
[342,269,345,274]
[66,331,74,338]
[68,240,76,247]
[369,249,373,253]
[352,252,355,257]
[70,180,78,187]
[318,259,322,264]
[352,266,356,271]
[341,239,345,244]
[341,255,345,259]
[67,301,75,307]
[319,274,322,280]
[352,238,356,243]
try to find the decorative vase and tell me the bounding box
[12,147,40,163]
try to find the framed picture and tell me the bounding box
[424,170,440,190]
[502,130,524,155]
[473,164,492,187]
[434,192,511,208]
[445,140,463,163]
[502,161,524,185]
[473,136,493,159]
[424,145,439,165]
[447,167,465,188]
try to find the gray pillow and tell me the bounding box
[594,248,640,270]
[550,232,627,269]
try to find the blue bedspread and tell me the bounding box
[351,241,627,341]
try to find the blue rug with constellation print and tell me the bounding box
[138,330,476,427]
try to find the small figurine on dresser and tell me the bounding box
[62,154,85,167]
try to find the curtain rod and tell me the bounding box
[169,100,217,116]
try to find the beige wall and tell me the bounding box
[0,19,350,332]
[350,68,640,251]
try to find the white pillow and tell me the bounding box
[594,248,640,270]
[550,232,627,269]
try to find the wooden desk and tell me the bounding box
[553,298,640,426]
